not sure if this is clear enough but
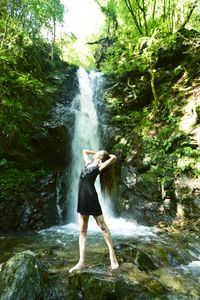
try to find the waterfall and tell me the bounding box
[56,174,63,223]
[67,68,113,223]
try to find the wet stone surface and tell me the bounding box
[0,250,48,300]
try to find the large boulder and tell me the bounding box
[0,251,47,300]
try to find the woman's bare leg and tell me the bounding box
[94,215,119,270]
[69,214,89,272]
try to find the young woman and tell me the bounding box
[69,149,119,272]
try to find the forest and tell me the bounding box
[0,0,200,299]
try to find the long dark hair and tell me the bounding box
[99,150,116,197]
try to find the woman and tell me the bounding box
[69,149,119,272]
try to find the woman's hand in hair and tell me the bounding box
[99,154,116,172]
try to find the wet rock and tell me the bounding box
[31,125,70,170]
[115,240,197,272]
[153,266,200,298]
[0,250,47,300]
[115,243,158,272]
[68,263,167,300]
[175,175,200,219]
[117,263,167,299]
[117,166,175,226]
[0,174,58,233]
[68,257,200,299]
[194,196,200,209]
[121,165,137,189]
[69,267,116,300]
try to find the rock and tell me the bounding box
[116,166,176,226]
[194,195,200,209]
[68,263,167,300]
[69,267,116,300]
[174,175,200,219]
[0,251,47,300]
[153,266,200,298]
[31,125,70,170]
[121,165,137,189]
[117,263,166,299]
[115,243,158,272]
[179,99,198,133]
[0,173,59,233]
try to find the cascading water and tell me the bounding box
[56,174,63,223]
[67,68,113,223]
[53,67,157,237]
[52,67,157,236]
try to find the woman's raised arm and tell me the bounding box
[99,154,116,172]
[82,149,96,164]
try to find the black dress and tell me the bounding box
[77,164,102,216]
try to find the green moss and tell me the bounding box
[0,169,33,201]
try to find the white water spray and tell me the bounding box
[56,174,63,223]
[67,68,113,223]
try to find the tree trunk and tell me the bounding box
[152,0,157,20]
[162,0,166,21]
[0,15,10,49]
[51,14,56,62]
[141,0,148,35]
[123,0,143,35]
[171,0,175,32]
[179,0,198,31]
[149,62,159,106]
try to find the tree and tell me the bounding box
[0,0,64,51]
[95,0,199,74]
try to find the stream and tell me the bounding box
[1,220,200,299]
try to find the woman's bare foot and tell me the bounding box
[110,253,119,270]
[111,260,119,270]
[69,262,85,273]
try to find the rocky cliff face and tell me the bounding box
[0,66,78,233]
[98,34,200,228]
[0,174,58,232]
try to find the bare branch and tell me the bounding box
[86,38,109,45]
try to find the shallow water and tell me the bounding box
[0,218,157,267]
[1,218,200,299]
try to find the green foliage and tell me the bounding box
[0,0,64,43]
[0,168,34,201]
[0,0,71,201]
[97,0,200,196]
[96,0,199,76]
[0,41,54,155]
[0,160,51,200]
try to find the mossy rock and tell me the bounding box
[68,264,167,300]
[153,266,200,298]
[68,267,117,300]
[117,263,167,299]
[116,243,158,271]
[0,250,47,300]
